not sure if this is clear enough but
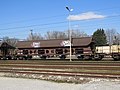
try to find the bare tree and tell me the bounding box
[113,33,120,45]
[2,37,18,47]
[105,29,116,45]
[27,33,44,40]
[66,29,88,38]
[71,29,88,38]
[45,30,88,39]
[45,31,67,39]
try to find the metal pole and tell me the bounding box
[66,6,72,61]
[69,12,72,61]
[30,29,33,40]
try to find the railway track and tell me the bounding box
[0,67,120,78]
[0,60,120,80]
[0,59,120,64]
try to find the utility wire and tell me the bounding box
[0,6,120,26]
[1,19,120,37]
[0,21,67,31]
[0,14,66,26]
[0,14,120,31]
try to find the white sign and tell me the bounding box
[61,40,71,46]
[32,42,40,48]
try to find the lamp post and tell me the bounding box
[66,6,72,61]
[30,29,33,40]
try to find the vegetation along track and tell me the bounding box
[0,60,120,79]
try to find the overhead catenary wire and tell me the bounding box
[0,7,120,39]
[0,14,66,26]
[0,14,120,31]
[1,19,120,38]
[0,15,120,34]
[0,21,67,31]
[0,6,120,26]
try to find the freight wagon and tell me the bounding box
[14,37,94,60]
[1,37,119,60]
[95,45,120,60]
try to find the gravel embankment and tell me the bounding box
[0,77,120,90]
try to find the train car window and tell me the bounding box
[34,50,37,53]
[51,50,54,53]
[55,49,63,54]
[75,48,83,54]
[20,50,23,52]
[64,49,68,53]
[30,50,32,54]
[46,50,49,53]
[38,49,45,54]
[23,50,28,54]
[72,49,74,53]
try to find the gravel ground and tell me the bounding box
[0,77,120,90]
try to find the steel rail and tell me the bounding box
[0,69,119,79]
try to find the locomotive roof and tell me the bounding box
[16,37,93,49]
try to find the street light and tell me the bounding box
[30,29,33,40]
[66,6,73,61]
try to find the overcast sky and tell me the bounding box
[0,0,120,39]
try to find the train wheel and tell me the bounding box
[59,55,66,59]
[113,55,120,61]
[77,55,84,60]
[113,57,119,61]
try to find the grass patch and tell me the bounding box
[65,68,120,74]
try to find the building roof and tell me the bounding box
[16,37,93,49]
[72,37,93,47]
[0,42,15,49]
